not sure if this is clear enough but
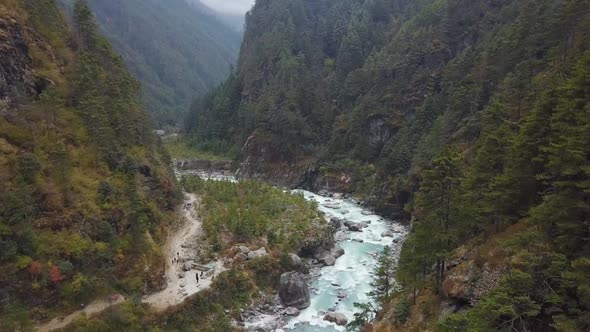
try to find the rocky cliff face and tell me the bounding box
[0,16,36,110]
[236,132,319,189]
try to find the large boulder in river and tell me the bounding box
[279,272,310,309]
[344,221,362,232]
[316,254,336,266]
[314,246,345,266]
[248,247,268,259]
[323,312,348,326]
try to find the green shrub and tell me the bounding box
[393,298,411,325]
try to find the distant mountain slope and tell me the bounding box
[185,0,246,32]
[61,0,242,126]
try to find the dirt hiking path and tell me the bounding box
[37,193,225,331]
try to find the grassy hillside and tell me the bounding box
[0,0,181,328]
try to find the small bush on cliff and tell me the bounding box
[394,298,411,325]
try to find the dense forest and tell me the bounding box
[0,0,180,328]
[186,0,590,330]
[59,0,242,126]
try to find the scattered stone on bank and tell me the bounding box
[361,210,372,216]
[381,231,394,238]
[337,291,348,299]
[284,307,300,316]
[323,312,348,326]
[238,246,251,254]
[330,217,343,228]
[248,247,268,259]
[234,252,248,263]
[279,271,311,309]
[288,253,302,266]
[352,238,364,243]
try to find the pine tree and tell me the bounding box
[368,246,396,304]
[414,146,462,291]
[73,0,98,51]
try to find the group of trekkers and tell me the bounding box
[171,251,210,285]
[183,202,192,210]
[172,252,181,265]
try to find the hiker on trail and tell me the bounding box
[196,273,199,283]
[200,271,203,278]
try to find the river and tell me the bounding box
[179,170,407,331]
[283,190,406,331]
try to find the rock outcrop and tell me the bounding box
[442,260,508,305]
[0,17,38,110]
[279,271,310,309]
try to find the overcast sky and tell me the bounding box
[200,0,255,15]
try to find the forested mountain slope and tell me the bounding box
[186,0,590,330]
[0,0,180,328]
[60,0,242,126]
